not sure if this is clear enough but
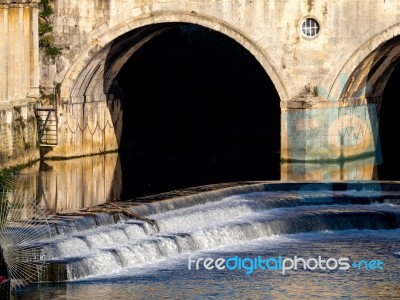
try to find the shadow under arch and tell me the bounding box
[326,22,400,102]
[58,14,285,198]
[331,33,400,180]
[112,23,281,198]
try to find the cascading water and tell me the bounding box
[21,183,400,285]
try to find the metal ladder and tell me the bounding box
[35,107,58,145]
[34,87,58,146]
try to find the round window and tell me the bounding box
[301,18,320,38]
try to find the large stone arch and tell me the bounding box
[50,11,287,159]
[58,11,290,103]
[326,22,400,103]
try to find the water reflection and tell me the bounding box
[14,153,382,212]
[281,155,377,181]
[15,153,121,213]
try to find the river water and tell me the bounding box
[12,230,400,299]
[7,158,400,299]
[12,152,378,213]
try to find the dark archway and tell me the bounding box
[337,35,400,180]
[115,24,281,199]
[377,60,400,180]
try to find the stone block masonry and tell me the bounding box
[43,0,400,162]
[0,1,40,167]
[2,0,400,167]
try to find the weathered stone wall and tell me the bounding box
[54,97,122,158]
[0,103,39,167]
[47,0,400,99]
[34,0,400,161]
[0,1,40,167]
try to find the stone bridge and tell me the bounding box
[2,0,400,178]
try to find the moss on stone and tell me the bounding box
[39,0,60,59]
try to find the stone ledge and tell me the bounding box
[281,96,382,109]
[0,1,37,4]
[281,96,341,109]
[0,98,38,110]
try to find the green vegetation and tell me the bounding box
[14,107,21,114]
[39,0,60,59]
[304,84,319,97]
[55,82,61,99]
[23,140,32,151]
[313,85,319,97]
[14,116,26,130]
[0,168,18,191]
[0,168,14,227]
[0,162,36,191]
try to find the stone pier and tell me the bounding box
[0,0,40,167]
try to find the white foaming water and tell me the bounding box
[67,251,123,280]
[154,201,257,233]
[63,199,400,275]
[84,229,129,249]
[44,223,149,259]
[52,237,90,258]
[190,223,262,249]
[38,190,400,281]
[116,238,183,268]
[122,223,149,238]
[116,242,164,267]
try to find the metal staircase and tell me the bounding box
[34,92,58,146]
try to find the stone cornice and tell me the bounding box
[0,1,37,3]
[0,0,38,6]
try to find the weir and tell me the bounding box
[3,181,399,284]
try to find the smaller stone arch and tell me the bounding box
[313,25,400,165]
[327,22,400,103]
